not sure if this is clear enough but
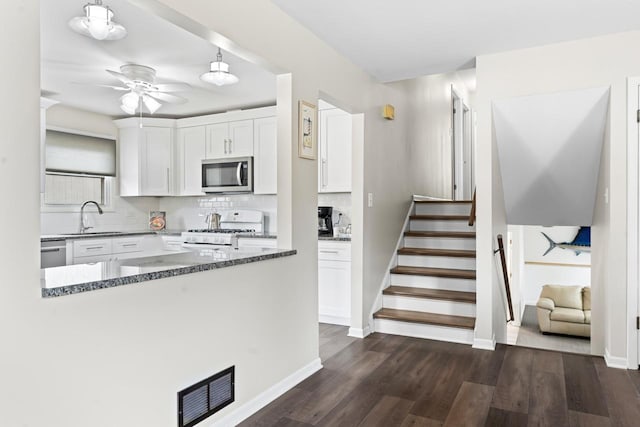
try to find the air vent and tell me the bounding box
[178,366,234,427]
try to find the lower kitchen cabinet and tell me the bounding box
[69,235,185,265]
[318,241,351,326]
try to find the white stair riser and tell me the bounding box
[410,220,475,232]
[397,254,476,270]
[415,203,472,216]
[391,273,476,292]
[404,237,476,250]
[374,318,474,345]
[383,295,476,317]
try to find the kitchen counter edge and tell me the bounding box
[41,249,297,298]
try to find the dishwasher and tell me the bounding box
[41,239,67,268]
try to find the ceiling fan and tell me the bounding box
[99,64,192,115]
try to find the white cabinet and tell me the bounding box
[116,119,175,196]
[253,117,277,194]
[237,237,277,249]
[205,120,253,159]
[318,108,352,193]
[318,241,351,326]
[70,235,185,264]
[177,126,206,196]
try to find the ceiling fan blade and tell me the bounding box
[152,83,192,93]
[106,69,133,85]
[72,83,128,91]
[148,92,188,104]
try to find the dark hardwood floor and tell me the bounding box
[240,325,640,427]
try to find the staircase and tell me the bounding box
[373,199,476,345]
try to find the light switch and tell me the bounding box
[368,193,374,208]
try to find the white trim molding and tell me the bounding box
[211,358,322,426]
[626,77,640,369]
[604,349,628,370]
[472,335,496,351]
[348,325,371,339]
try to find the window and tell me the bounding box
[42,129,116,210]
[44,173,108,205]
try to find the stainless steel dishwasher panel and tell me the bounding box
[41,239,67,268]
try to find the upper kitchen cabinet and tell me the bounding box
[115,118,175,197]
[176,126,206,196]
[318,107,352,193]
[205,120,254,159]
[253,117,277,194]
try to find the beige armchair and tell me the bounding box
[536,285,590,338]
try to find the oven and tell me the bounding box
[201,157,253,193]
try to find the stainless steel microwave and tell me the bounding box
[202,157,253,193]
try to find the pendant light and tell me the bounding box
[68,0,127,41]
[200,48,239,86]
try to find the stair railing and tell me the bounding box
[468,189,476,226]
[495,234,515,322]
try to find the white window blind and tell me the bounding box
[45,130,116,176]
[44,173,105,205]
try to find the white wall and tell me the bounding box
[0,1,417,426]
[476,31,640,360]
[42,104,159,234]
[401,71,474,199]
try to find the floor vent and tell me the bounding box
[178,366,235,427]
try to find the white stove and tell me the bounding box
[181,210,264,247]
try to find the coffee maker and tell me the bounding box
[318,206,333,237]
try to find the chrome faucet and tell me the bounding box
[79,200,104,234]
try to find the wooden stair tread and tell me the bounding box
[391,266,476,279]
[405,231,476,239]
[384,286,476,303]
[398,247,476,258]
[410,215,470,221]
[374,308,475,329]
[415,200,472,204]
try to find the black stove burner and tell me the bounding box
[187,229,256,234]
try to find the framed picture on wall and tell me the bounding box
[298,100,317,160]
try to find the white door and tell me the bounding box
[319,108,352,193]
[228,120,254,157]
[141,127,172,196]
[205,123,228,159]
[452,92,465,200]
[462,105,473,200]
[177,126,206,195]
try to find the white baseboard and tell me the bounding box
[472,335,496,351]
[319,314,350,326]
[348,325,371,338]
[604,349,628,370]
[211,358,322,426]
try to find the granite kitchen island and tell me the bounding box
[41,246,296,298]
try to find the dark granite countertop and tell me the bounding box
[41,230,184,242]
[41,246,296,298]
[319,236,352,242]
[236,233,351,242]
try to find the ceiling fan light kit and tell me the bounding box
[68,0,127,41]
[200,48,240,86]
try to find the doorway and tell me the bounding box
[506,225,592,355]
[451,87,473,200]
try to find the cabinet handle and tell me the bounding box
[322,159,328,187]
[86,246,103,250]
[41,248,61,253]
[229,138,233,153]
[166,168,170,192]
[224,139,228,154]
[122,243,137,247]
[319,250,339,254]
